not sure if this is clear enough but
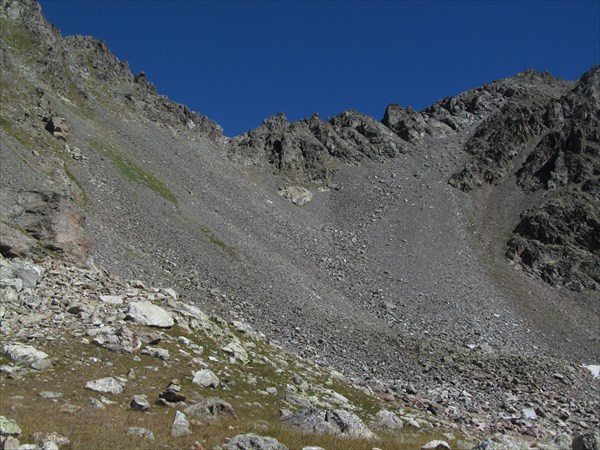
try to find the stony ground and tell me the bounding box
[0,1,599,449]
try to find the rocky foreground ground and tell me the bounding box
[1,255,599,450]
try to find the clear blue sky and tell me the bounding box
[39,1,600,137]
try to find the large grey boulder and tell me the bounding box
[126,301,174,328]
[226,433,288,450]
[3,343,51,369]
[192,369,220,388]
[282,407,376,440]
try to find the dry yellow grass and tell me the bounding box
[1,325,470,450]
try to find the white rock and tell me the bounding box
[85,377,124,394]
[3,343,50,369]
[192,369,220,388]
[171,411,191,437]
[126,301,174,328]
[583,364,600,379]
[421,440,451,450]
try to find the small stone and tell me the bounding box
[89,398,105,409]
[38,391,63,399]
[130,395,150,411]
[126,427,155,440]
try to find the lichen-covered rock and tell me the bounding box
[0,416,21,436]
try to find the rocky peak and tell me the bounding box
[229,109,409,184]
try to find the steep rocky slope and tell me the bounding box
[451,67,599,292]
[1,0,599,448]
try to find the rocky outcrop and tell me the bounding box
[449,66,599,291]
[228,110,409,184]
[0,189,87,262]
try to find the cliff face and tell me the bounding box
[448,66,599,291]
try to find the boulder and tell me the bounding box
[226,433,288,450]
[0,416,21,436]
[141,346,170,361]
[91,326,142,354]
[126,427,154,440]
[14,262,42,288]
[421,441,451,450]
[126,301,174,328]
[130,395,150,411]
[184,397,236,420]
[192,369,220,388]
[3,343,51,369]
[282,407,376,440]
[221,341,249,363]
[98,295,123,305]
[45,117,69,139]
[374,409,404,430]
[279,186,313,206]
[84,377,124,394]
[170,411,191,437]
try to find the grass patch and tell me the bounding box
[186,218,237,258]
[0,18,37,57]
[63,163,89,205]
[90,139,177,205]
